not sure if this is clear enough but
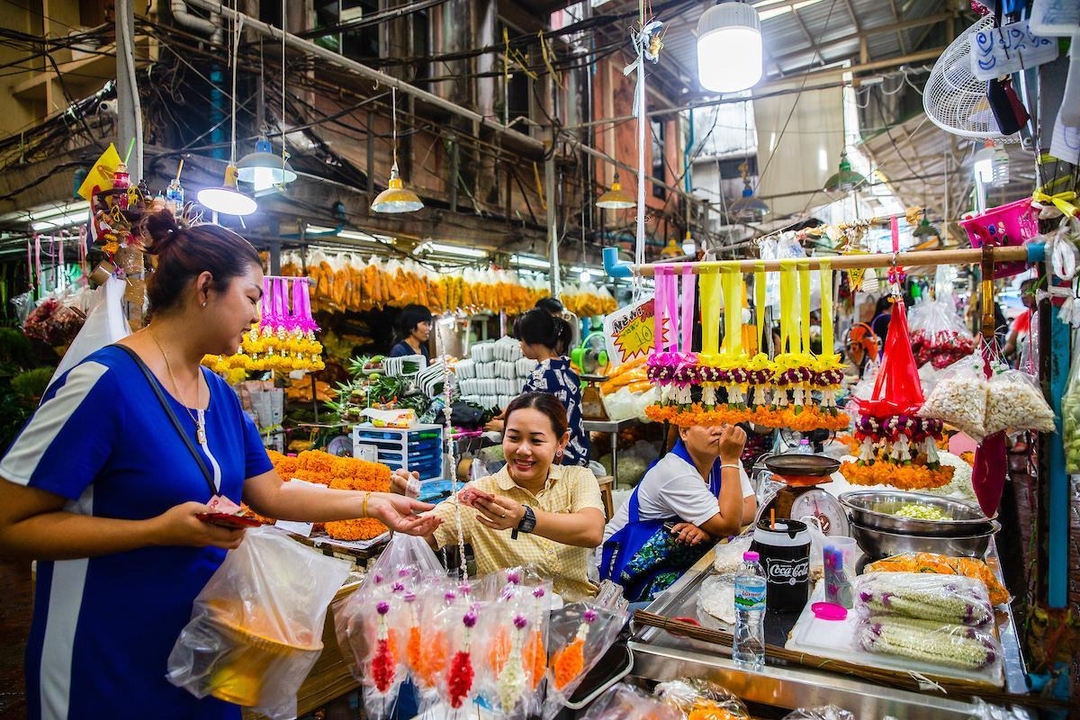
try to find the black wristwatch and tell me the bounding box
[512,505,536,539]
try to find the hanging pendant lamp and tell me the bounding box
[198,163,258,216]
[728,162,769,220]
[823,151,868,193]
[197,16,256,216]
[696,1,763,93]
[596,171,635,209]
[371,87,424,213]
[237,137,297,192]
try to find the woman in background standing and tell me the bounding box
[389,304,432,359]
[486,309,589,465]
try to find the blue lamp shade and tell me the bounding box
[236,138,297,192]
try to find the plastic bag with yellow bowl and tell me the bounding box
[166,526,352,719]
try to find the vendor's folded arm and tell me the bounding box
[532,506,605,547]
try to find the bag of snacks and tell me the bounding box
[582,684,681,720]
[654,677,750,720]
[919,353,990,441]
[984,369,1055,436]
[908,298,977,370]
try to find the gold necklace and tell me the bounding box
[148,328,207,445]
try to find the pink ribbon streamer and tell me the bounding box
[680,265,696,354]
[654,266,674,354]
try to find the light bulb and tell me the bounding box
[681,236,696,256]
[253,167,277,193]
[579,269,592,283]
[696,3,763,93]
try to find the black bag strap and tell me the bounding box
[111,343,217,498]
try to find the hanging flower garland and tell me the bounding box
[644,260,848,432]
[204,276,325,375]
[447,607,477,708]
[844,252,953,490]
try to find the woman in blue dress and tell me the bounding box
[0,210,440,720]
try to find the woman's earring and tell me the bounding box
[201,301,207,307]
[555,449,564,459]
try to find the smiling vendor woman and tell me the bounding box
[426,392,605,600]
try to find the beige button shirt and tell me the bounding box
[432,464,604,601]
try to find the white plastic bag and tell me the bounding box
[166,526,352,719]
[49,276,130,389]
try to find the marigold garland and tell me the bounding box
[551,636,585,691]
[840,461,955,490]
[488,627,511,675]
[281,252,550,315]
[523,629,546,690]
[415,630,448,688]
[645,403,849,431]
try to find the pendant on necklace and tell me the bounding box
[196,421,207,445]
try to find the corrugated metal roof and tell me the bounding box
[566,0,966,92]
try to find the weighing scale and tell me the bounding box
[754,454,849,536]
[570,332,611,420]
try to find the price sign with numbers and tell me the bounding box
[603,294,669,368]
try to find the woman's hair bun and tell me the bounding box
[141,209,181,255]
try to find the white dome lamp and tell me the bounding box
[696,1,763,94]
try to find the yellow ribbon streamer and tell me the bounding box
[1033,190,1078,218]
[820,260,833,356]
[754,263,766,354]
[700,269,722,357]
[798,260,811,355]
[722,267,742,356]
[779,260,797,354]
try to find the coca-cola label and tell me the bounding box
[766,558,810,586]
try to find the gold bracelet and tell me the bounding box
[362,491,371,518]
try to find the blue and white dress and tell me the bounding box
[0,345,273,720]
[522,358,590,466]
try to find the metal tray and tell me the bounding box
[764,454,841,477]
[839,490,994,536]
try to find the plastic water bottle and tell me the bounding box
[165,178,184,214]
[795,438,812,455]
[733,550,766,671]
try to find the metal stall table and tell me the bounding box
[627,553,1051,720]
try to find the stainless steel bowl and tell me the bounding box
[839,490,993,537]
[850,519,999,560]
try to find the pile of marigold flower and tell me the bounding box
[262,449,391,540]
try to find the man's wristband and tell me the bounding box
[720,463,742,471]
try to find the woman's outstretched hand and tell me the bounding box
[367,493,442,535]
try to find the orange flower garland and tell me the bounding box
[551,636,585,691]
[839,461,954,490]
[523,629,546,691]
[645,403,849,431]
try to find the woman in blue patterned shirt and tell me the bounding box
[515,309,590,465]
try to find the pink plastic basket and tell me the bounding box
[958,198,1039,278]
[959,198,1039,248]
